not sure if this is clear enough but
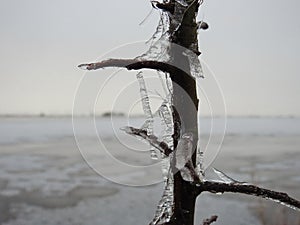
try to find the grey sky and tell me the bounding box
[0,0,299,116]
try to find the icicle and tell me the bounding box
[212,168,238,184]
[150,74,175,225]
[158,103,174,149]
[136,72,158,160]
[150,173,174,225]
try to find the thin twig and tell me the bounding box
[196,181,300,211]
[202,215,218,225]
[121,126,172,156]
[78,58,195,77]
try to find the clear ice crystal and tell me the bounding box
[137,12,170,62]
[212,168,237,184]
[150,173,174,225]
[139,36,170,62]
[150,73,175,225]
[175,133,194,170]
[158,103,174,151]
[175,133,200,182]
[179,166,194,182]
[136,72,158,160]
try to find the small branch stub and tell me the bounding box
[202,215,218,225]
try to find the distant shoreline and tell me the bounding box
[0,114,299,119]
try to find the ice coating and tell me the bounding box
[175,132,193,170]
[150,174,174,225]
[183,50,204,79]
[212,168,238,184]
[150,78,175,225]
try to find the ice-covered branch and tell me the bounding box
[202,215,218,225]
[78,58,202,78]
[195,181,300,211]
[121,126,172,157]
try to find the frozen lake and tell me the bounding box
[0,116,299,225]
[0,116,300,144]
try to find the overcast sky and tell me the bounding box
[0,0,299,116]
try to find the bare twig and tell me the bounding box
[121,126,172,156]
[196,181,300,211]
[202,215,218,225]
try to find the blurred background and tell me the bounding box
[0,0,299,224]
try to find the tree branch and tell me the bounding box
[202,215,218,225]
[78,59,177,73]
[196,181,300,211]
[78,58,203,78]
[121,126,172,156]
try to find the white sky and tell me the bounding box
[0,0,299,116]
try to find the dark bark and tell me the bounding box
[121,126,172,156]
[78,59,202,77]
[195,181,300,210]
[202,215,218,225]
[168,1,200,224]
